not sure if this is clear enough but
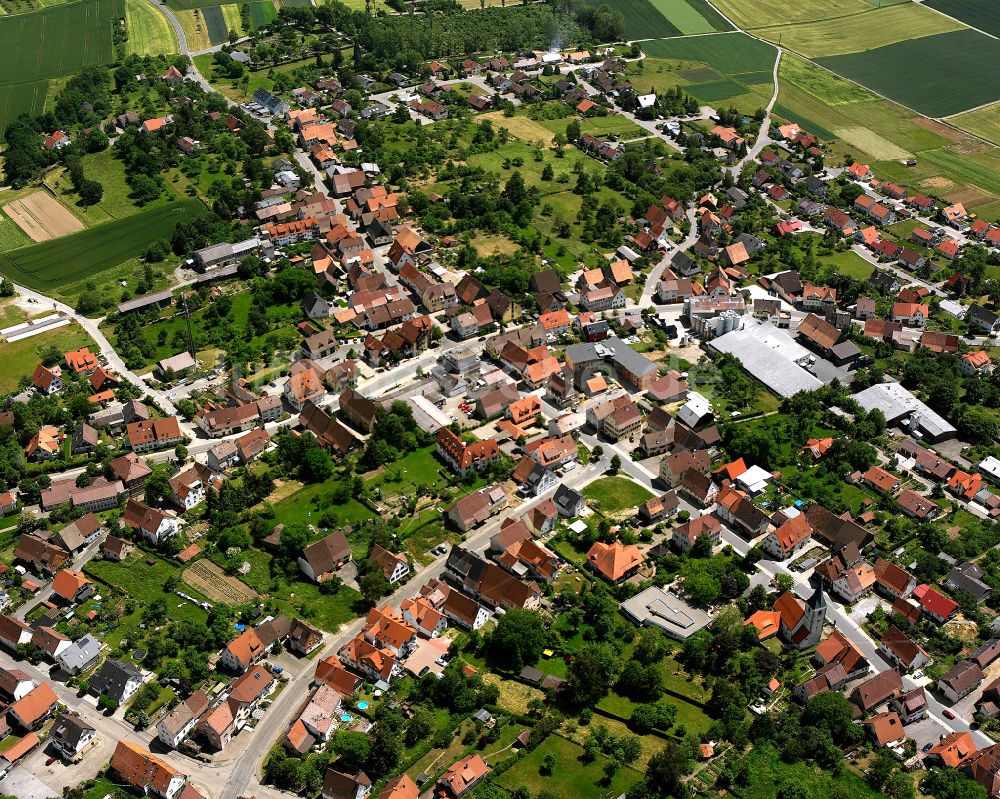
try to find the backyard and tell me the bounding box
[582,477,654,514]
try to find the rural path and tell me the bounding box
[10,281,180,417]
[733,46,781,179]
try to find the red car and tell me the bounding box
[943,709,956,720]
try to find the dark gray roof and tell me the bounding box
[91,659,143,702]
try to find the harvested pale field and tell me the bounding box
[479,111,555,145]
[482,673,545,714]
[183,558,257,605]
[3,191,84,242]
[833,126,911,160]
[472,234,519,256]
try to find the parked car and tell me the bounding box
[943,709,956,720]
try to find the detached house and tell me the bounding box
[110,741,186,799]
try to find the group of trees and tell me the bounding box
[358,402,434,470]
[3,66,114,185]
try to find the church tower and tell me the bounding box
[799,583,827,649]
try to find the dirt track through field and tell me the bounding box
[2,191,84,242]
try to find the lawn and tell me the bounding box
[498,734,643,799]
[0,199,207,291]
[125,0,178,55]
[580,114,648,139]
[271,478,374,539]
[925,0,1000,37]
[0,0,122,133]
[372,444,450,497]
[50,148,172,225]
[729,743,886,799]
[753,2,964,57]
[396,508,460,565]
[597,689,713,736]
[582,477,654,514]
[816,29,1000,117]
[84,550,212,625]
[211,545,363,632]
[819,247,873,280]
[0,321,95,394]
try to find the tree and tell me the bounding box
[487,608,546,670]
[366,719,401,777]
[0,278,15,297]
[278,523,309,561]
[802,691,858,746]
[300,447,334,483]
[646,741,690,796]
[331,730,370,772]
[564,643,619,708]
[98,694,119,712]
[609,454,621,474]
[78,179,104,205]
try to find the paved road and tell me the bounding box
[219,457,608,799]
[145,0,237,107]
[11,283,180,418]
[638,206,699,309]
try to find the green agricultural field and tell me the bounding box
[778,53,876,106]
[606,0,681,41]
[642,32,778,75]
[0,210,31,252]
[925,0,1000,37]
[201,3,228,44]
[685,78,749,104]
[678,0,732,30]
[0,199,206,291]
[125,0,178,54]
[646,0,716,34]
[248,0,275,27]
[0,322,95,394]
[949,102,1000,147]
[754,2,964,57]
[708,0,871,30]
[0,82,48,134]
[0,0,122,132]
[772,52,1000,210]
[816,30,1000,117]
[582,476,654,514]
